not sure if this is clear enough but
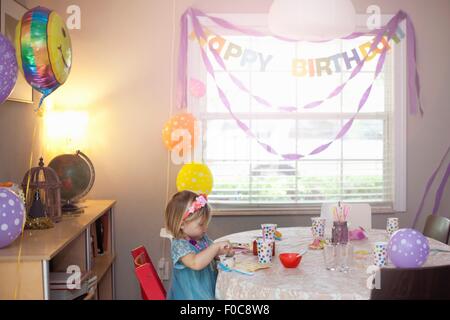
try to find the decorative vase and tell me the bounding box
[332,221,348,244]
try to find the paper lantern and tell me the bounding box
[162,113,197,151]
[176,163,213,195]
[268,0,356,41]
[22,157,62,229]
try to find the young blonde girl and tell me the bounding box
[164,190,233,300]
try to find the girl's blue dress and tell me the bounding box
[168,234,217,300]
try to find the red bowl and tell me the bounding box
[279,253,302,268]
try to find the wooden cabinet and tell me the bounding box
[0,200,116,300]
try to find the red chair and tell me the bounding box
[131,245,166,300]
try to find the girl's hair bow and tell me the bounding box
[182,194,208,221]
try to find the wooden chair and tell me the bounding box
[370,265,450,300]
[160,227,173,242]
[131,246,166,300]
[423,215,450,244]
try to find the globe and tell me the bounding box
[48,151,95,211]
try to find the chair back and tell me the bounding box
[160,227,173,242]
[370,264,450,299]
[131,246,166,300]
[423,215,450,244]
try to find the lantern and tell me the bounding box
[268,0,356,41]
[22,157,62,229]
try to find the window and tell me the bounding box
[188,14,406,212]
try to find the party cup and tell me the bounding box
[219,255,236,269]
[373,242,388,267]
[323,243,337,271]
[261,224,277,241]
[253,236,275,256]
[311,217,326,240]
[257,238,273,264]
[386,217,399,237]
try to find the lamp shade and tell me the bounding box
[268,0,356,41]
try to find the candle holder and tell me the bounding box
[332,221,348,245]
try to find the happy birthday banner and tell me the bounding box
[179,8,421,113]
[188,19,404,114]
[189,25,405,77]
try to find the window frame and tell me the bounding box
[187,13,407,215]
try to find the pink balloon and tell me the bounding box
[189,78,206,98]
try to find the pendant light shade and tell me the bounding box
[268,0,356,41]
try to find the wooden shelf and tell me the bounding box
[0,200,116,261]
[0,200,116,300]
[92,253,116,282]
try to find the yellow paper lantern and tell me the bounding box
[176,163,213,195]
[162,113,197,151]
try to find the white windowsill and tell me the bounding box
[212,206,404,217]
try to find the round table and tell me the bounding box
[215,227,450,300]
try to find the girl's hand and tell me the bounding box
[226,247,235,257]
[215,241,232,256]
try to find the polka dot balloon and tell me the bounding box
[387,228,430,268]
[176,163,213,195]
[0,188,25,249]
[0,34,18,105]
[162,113,197,151]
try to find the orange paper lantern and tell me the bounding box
[162,113,197,151]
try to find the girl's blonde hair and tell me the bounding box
[164,190,211,239]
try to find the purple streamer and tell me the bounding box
[406,16,423,116]
[358,86,373,111]
[304,101,323,109]
[327,84,346,99]
[310,142,333,156]
[176,11,188,109]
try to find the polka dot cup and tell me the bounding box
[386,217,399,237]
[257,238,273,264]
[261,224,277,241]
[373,242,388,267]
[219,255,236,269]
[311,217,326,240]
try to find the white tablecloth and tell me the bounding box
[215,227,450,300]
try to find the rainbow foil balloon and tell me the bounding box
[15,6,72,109]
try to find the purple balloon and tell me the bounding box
[388,228,430,268]
[0,188,25,249]
[0,33,18,104]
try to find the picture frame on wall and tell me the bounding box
[0,0,33,104]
